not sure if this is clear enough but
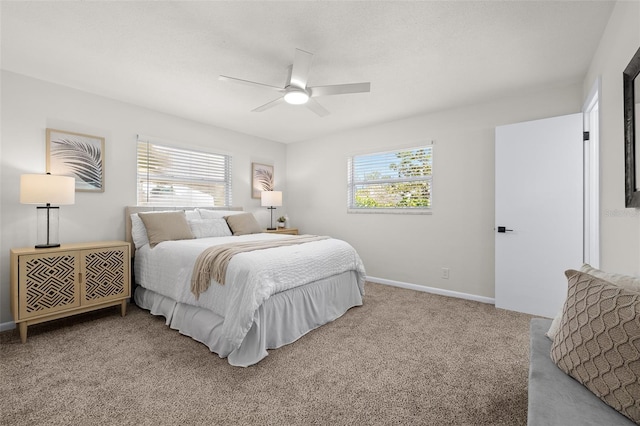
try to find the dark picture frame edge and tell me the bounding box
[623,46,640,208]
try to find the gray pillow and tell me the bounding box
[138,211,195,248]
[551,269,640,424]
[225,213,262,235]
[547,264,640,340]
[580,264,640,292]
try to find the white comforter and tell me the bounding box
[135,233,366,349]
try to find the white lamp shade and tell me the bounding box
[261,190,282,207]
[20,174,75,205]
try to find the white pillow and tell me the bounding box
[188,218,232,238]
[184,210,201,220]
[546,263,640,340]
[197,208,243,219]
[130,213,149,249]
[130,210,200,249]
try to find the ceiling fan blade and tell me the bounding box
[251,96,286,112]
[305,98,330,117]
[219,75,284,91]
[309,82,371,97]
[289,48,313,89]
[285,65,293,87]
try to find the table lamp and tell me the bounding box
[261,191,282,230]
[20,173,75,248]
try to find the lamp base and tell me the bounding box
[35,243,61,249]
[36,205,60,248]
[266,227,276,231]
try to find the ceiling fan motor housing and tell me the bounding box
[284,87,310,104]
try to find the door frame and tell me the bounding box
[583,78,601,268]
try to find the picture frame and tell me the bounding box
[623,46,640,208]
[252,162,274,199]
[46,128,105,192]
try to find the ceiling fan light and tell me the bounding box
[284,90,309,105]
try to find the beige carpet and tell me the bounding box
[0,282,533,425]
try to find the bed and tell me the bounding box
[125,206,366,367]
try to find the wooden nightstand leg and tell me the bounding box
[120,300,127,317]
[18,322,27,343]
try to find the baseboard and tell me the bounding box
[366,276,495,305]
[0,321,16,332]
[0,282,491,331]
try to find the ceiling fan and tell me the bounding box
[219,48,371,117]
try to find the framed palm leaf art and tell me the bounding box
[252,162,274,199]
[46,128,105,192]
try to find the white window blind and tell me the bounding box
[137,137,232,207]
[348,145,432,212]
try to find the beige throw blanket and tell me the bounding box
[191,235,329,299]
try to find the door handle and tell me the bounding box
[497,226,513,233]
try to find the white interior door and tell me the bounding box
[495,113,583,318]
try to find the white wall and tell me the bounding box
[0,71,286,324]
[583,0,640,277]
[286,83,583,299]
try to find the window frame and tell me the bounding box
[347,144,433,214]
[136,136,233,207]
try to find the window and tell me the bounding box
[137,137,232,206]
[348,145,432,213]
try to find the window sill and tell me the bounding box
[347,208,432,215]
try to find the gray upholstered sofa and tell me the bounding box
[528,318,635,425]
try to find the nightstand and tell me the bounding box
[265,228,299,235]
[10,241,131,343]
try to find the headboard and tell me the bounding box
[125,206,244,257]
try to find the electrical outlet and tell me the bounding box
[441,267,450,279]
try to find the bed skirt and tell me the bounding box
[134,270,363,367]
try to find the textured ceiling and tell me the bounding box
[1,1,614,143]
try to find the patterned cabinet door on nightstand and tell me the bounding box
[18,251,81,319]
[81,246,130,305]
